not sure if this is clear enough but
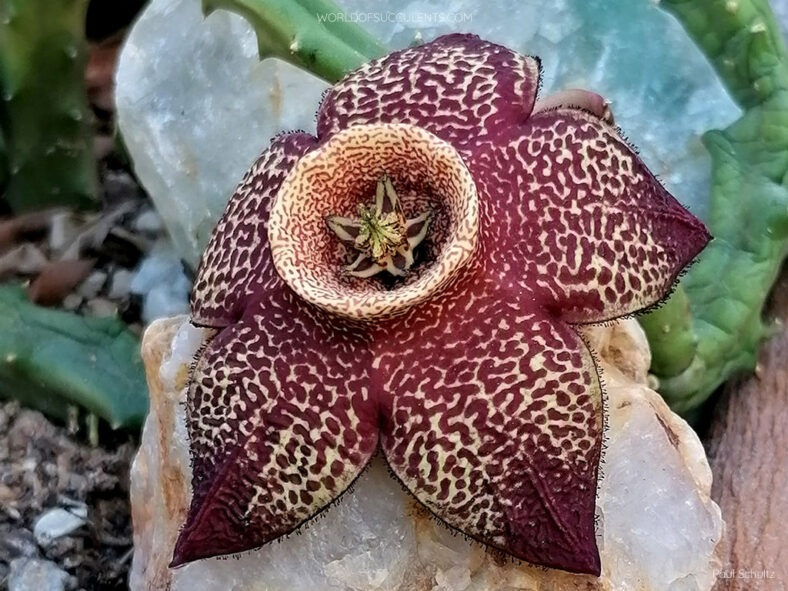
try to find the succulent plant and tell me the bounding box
[0,0,98,212]
[639,0,788,414]
[174,34,709,575]
[0,284,147,430]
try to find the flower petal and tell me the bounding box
[191,132,317,327]
[172,292,378,566]
[317,33,540,147]
[374,279,603,575]
[467,107,710,323]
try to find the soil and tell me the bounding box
[0,402,136,590]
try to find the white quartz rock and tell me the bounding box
[116,0,739,267]
[33,506,88,547]
[129,317,724,591]
[115,0,328,267]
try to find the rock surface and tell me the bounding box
[130,317,723,591]
[115,0,740,266]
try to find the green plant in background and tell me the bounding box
[0,284,147,430]
[0,1,147,435]
[641,0,788,414]
[0,0,98,211]
[202,0,386,82]
[214,0,788,416]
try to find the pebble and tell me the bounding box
[48,213,81,255]
[61,293,83,312]
[8,558,73,591]
[84,297,118,318]
[108,268,134,300]
[130,246,191,323]
[33,505,88,547]
[133,209,165,234]
[77,270,107,299]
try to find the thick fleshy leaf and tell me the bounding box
[173,290,378,566]
[191,132,317,327]
[466,107,710,323]
[316,33,540,147]
[374,275,602,575]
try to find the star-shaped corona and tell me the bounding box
[176,34,711,576]
[326,175,430,277]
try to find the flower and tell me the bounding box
[174,34,710,575]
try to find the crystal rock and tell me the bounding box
[129,317,724,591]
[115,0,740,266]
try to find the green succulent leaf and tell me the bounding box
[0,284,148,429]
[0,0,98,211]
[201,0,387,83]
[642,0,788,413]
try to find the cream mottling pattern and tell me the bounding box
[175,288,378,564]
[269,124,478,320]
[374,270,603,574]
[176,33,710,575]
[317,33,540,147]
[465,108,709,323]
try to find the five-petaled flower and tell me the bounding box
[173,34,710,575]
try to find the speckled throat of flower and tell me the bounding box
[176,34,710,576]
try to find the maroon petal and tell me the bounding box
[191,132,317,327]
[466,107,710,323]
[172,291,379,566]
[316,33,540,147]
[374,276,602,575]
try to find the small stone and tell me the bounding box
[108,268,135,300]
[132,209,165,235]
[130,247,191,323]
[33,505,88,547]
[48,212,82,255]
[84,297,118,318]
[129,317,723,591]
[77,270,107,299]
[62,293,83,311]
[8,558,71,591]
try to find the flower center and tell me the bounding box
[326,175,430,278]
[268,123,479,321]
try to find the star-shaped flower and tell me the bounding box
[326,175,430,277]
[175,34,710,575]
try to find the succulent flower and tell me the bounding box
[174,34,710,575]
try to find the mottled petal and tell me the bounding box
[467,107,710,323]
[317,33,540,146]
[375,278,602,575]
[172,291,378,565]
[191,132,317,327]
